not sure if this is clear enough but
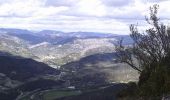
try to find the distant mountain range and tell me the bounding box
[0,28,132,45]
[0,28,133,67]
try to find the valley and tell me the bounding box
[0,28,138,100]
[0,0,169,99]
[0,28,132,67]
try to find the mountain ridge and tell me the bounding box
[0,28,133,67]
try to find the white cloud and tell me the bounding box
[0,0,169,34]
[76,0,106,17]
[44,0,78,7]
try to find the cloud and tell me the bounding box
[101,0,134,7]
[0,0,42,17]
[0,0,169,34]
[44,0,78,7]
[141,0,169,3]
[0,0,69,18]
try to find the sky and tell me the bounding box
[0,0,169,34]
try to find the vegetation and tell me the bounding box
[56,83,128,100]
[42,90,81,100]
[116,4,170,99]
[0,52,59,81]
[19,89,81,100]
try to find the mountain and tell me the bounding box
[0,28,136,100]
[0,28,34,35]
[0,33,34,58]
[0,28,132,45]
[0,51,60,87]
[0,52,62,100]
[0,52,137,100]
[37,30,117,38]
[30,38,116,66]
[0,28,133,67]
[61,53,139,87]
[0,53,60,81]
[0,28,42,44]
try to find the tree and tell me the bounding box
[115,4,170,96]
[116,4,170,73]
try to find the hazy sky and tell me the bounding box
[0,0,169,34]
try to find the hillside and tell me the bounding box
[0,28,132,68]
[0,52,62,100]
[61,53,139,87]
[0,28,136,100]
[0,52,60,89]
[0,33,34,58]
[0,54,60,81]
